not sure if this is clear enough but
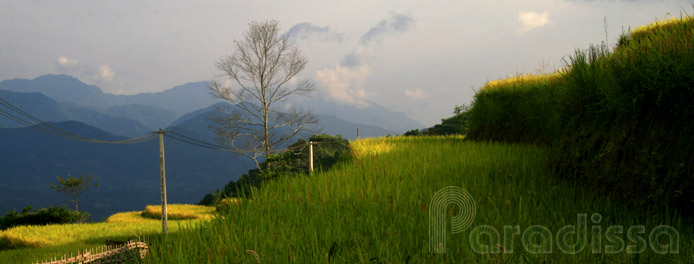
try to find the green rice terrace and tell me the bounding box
[1,14,693,264]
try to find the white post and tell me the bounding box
[309,141,314,173]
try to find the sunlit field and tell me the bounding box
[0,204,214,263]
[144,136,693,263]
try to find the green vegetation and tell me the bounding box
[0,204,213,263]
[50,173,98,213]
[0,206,88,231]
[141,204,216,220]
[466,15,694,213]
[199,134,352,205]
[2,15,691,264]
[143,137,693,263]
[405,104,471,136]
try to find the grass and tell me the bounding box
[0,204,213,263]
[483,70,564,91]
[466,14,694,212]
[141,204,216,220]
[143,136,693,263]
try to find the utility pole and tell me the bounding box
[356,128,360,139]
[154,129,169,235]
[309,141,314,173]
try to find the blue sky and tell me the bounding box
[0,0,690,125]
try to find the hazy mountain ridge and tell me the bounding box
[0,90,150,138]
[0,74,422,219]
[0,74,221,118]
[0,120,254,220]
[0,74,423,133]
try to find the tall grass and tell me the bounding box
[466,14,694,212]
[144,137,693,263]
[467,72,563,145]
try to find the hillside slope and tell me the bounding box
[144,137,692,263]
[466,15,694,212]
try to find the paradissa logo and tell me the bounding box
[429,186,680,255]
[468,213,679,254]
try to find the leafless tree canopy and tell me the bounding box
[209,20,317,169]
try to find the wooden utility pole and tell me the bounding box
[309,141,314,173]
[356,128,360,139]
[154,129,169,235]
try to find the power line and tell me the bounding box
[0,97,157,144]
[164,132,236,152]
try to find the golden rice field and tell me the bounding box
[0,204,215,263]
[141,204,216,220]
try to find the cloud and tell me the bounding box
[340,13,414,69]
[316,12,415,106]
[284,22,342,42]
[315,64,371,108]
[51,56,115,84]
[405,88,428,99]
[99,64,115,81]
[516,12,550,34]
[57,56,78,66]
[359,12,414,45]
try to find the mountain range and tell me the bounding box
[0,74,422,219]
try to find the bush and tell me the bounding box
[407,104,471,136]
[199,134,352,205]
[0,206,88,230]
[465,15,694,214]
[466,73,563,145]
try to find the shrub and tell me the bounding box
[465,15,694,214]
[0,206,87,230]
[199,134,352,205]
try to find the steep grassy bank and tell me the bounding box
[466,15,694,212]
[145,137,693,263]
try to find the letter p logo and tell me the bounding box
[429,186,476,253]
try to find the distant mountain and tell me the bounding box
[316,114,397,139]
[0,74,221,117]
[0,121,254,220]
[0,75,106,106]
[169,102,397,141]
[120,81,220,117]
[0,90,150,138]
[0,75,423,133]
[304,99,424,133]
[104,104,177,130]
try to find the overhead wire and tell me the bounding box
[164,131,236,152]
[0,97,157,144]
[1,96,327,151]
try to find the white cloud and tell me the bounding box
[517,12,550,34]
[57,56,78,66]
[51,57,115,84]
[315,64,371,107]
[99,64,115,81]
[405,88,428,99]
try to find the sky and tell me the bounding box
[0,0,691,126]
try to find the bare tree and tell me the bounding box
[209,20,318,170]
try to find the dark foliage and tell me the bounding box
[0,206,88,231]
[405,104,471,136]
[199,134,352,205]
[464,17,694,215]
